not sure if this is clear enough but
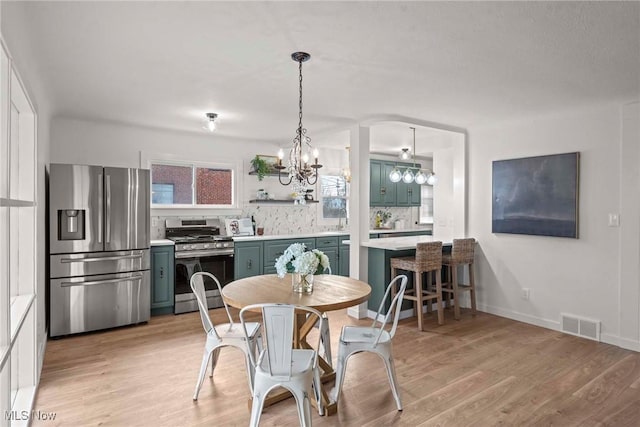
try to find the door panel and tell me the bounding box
[49,164,104,254]
[104,167,150,251]
[49,271,150,337]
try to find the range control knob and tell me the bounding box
[203,244,210,249]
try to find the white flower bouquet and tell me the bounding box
[275,243,330,278]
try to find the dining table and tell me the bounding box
[222,273,371,416]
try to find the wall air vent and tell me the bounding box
[561,313,601,342]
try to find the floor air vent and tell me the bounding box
[561,313,601,341]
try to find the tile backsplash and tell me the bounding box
[151,206,420,239]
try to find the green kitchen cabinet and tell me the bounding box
[234,241,263,279]
[151,244,175,316]
[339,244,350,277]
[396,177,421,206]
[370,160,421,207]
[370,160,397,207]
[263,238,315,275]
[315,235,339,274]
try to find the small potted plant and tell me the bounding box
[250,155,269,181]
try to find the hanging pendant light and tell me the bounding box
[426,172,438,185]
[389,166,402,183]
[414,170,428,185]
[402,168,414,183]
[388,126,437,185]
[274,52,322,188]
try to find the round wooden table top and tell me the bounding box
[222,274,371,312]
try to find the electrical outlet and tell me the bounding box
[151,217,158,227]
[608,213,620,227]
[522,288,530,300]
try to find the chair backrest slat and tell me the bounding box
[262,305,295,378]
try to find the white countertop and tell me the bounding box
[151,239,175,246]
[354,235,453,251]
[233,231,349,242]
[369,227,432,234]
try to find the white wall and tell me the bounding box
[468,104,639,351]
[1,1,53,375]
[52,117,349,235]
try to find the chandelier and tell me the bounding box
[275,52,322,187]
[389,127,438,185]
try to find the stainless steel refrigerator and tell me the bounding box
[48,163,150,337]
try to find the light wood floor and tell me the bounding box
[33,308,640,426]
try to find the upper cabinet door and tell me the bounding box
[104,167,150,251]
[371,160,400,207]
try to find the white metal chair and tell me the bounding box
[315,266,332,367]
[331,275,408,411]
[240,303,324,427]
[190,272,262,401]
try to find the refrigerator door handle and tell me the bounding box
[60,253,144,263]
[106,174,112,243]
[61,274,144,288]
[98,173,103,243]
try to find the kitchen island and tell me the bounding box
[355,235,453,313]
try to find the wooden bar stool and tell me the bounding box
[442,238,476,320]
[390,241,443,330]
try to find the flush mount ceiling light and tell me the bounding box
[389,127,437,185]
[274,52,322,189]
[205,113,218,132]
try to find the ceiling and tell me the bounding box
[10,1,640,154]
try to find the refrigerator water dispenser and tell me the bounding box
[58,209,85,240]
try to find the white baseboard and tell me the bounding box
[479,303,640,353]
[365,301,640,354]
[601,333,640,352]
[478,303,561,331]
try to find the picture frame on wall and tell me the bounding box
[492,152,580,238]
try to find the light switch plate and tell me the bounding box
[608,213,620,227]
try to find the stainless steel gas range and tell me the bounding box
[165,219,234,314]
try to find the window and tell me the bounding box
[151,184,174,204]
[419,185,434,223]
[320,175,348,219]
[1,47,38,424]
[151,161,235,208]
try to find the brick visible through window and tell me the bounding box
[196,168,232,205]
[151,162,234,206]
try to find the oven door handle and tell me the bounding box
[175,249,234,259]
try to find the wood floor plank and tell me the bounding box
[32,308,640,426]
